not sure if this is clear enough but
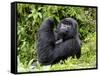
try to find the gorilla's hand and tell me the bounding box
[39,18,54,31]
[55,39,63,44]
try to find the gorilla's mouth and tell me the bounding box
[59,30,68,35]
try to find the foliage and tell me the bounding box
[17,3,97,72]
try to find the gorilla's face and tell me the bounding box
[56,18,78,40]
[59,23,72,34]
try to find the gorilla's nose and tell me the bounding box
[65,30,68,32]
[61,29,68,33]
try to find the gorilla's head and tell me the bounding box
[56,18,78,40]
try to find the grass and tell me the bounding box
[17,33,97,72]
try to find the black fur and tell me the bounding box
[37,18,81,65]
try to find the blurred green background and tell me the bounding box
[17,3,97,72]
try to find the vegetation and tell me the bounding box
[17,3,97,72]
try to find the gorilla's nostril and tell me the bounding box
[65,30,68,32]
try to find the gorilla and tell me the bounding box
[37,18,81,65]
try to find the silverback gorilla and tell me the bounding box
[37,18,81,65]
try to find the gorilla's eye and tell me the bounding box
[61,23,71,30]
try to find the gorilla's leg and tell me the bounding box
[37,18,56,65]
[53,39,81,62]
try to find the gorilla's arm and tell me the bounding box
[37,18,56,65]
[54,32,63,44]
